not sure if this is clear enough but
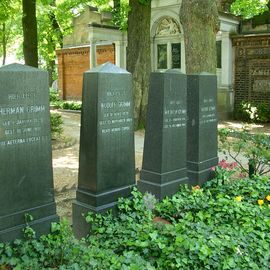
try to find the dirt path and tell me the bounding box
[52,112,80,222]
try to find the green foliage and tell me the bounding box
[219,128,270,176]
[211,159,239,184]
[138,0,151,6]
[49,90,82,110]
[235,101,270,123]
[86,183,270,269]
[1,178,270,269]
[1,0,92,73]
[50,89,60,103]
[92,0,129,30]
[37,0,92,77]
[50,112,63,139]
[59,101,82,111]
[231,0,269,18]
[0,0,22,63]
[0,219,154,269]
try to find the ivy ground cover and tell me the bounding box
[1,174,270,269]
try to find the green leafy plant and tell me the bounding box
[211,159,239,184]
[49,89,60,104]
[59,101,82,111]
[49,91,82,111]
[231,0,269,18]
[2,179,270,269]
[235,101,270,123]
[219,128,270,176]
[50,112,63,139]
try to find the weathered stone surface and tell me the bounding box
[138,70,189,200]
[0,64,58,242]
[73,62,135,238]
[187,73,218,186]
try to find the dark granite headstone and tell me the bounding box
[73,62,135,238]
[138,70,189,200]
[187,73,218,186]
[0,64,58,242]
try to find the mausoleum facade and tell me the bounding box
[57,2,269,119]
[150,0,239,119]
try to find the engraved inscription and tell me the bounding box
[253,79,270,92]
[250,67,270,76]
[8,91,36,100]
[99,89,132,134]
[247,48,270,56]
[200,98,217,125]
[0,92,48,147]
[164,100,186,129]
[249,60,270,93]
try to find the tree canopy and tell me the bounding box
[1,0,269,68]
[0,0,92,78]
[230,0,269,18]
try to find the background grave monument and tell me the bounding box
[0,64,58,242]
[187,73,218,186]
[73,62,135,238]
[138,70,189,200]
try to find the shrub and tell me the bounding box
[235,101,270,123]
[60,101,82,111]
[49,89,82,111]
[50,112,63,139]
[219,128,270,176]
[49,89,61,109]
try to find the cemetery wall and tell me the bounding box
[56,44,115,100]
[232,34,270,110]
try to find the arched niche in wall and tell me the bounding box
[151,16,183,71]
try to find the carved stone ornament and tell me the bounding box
[156,17,180,36]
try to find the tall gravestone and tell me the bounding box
[0,64,58,242]
[73,62,135,238]
[138,70,189,200]
[187,73,218,186]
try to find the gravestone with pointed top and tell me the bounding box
[138,70,189,200]
[187,73,218,186]
[73,62,135,238]
[0,63,58,242]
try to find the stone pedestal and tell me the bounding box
[138,70,189,200]
[73,62,135,238]
[0,64,58,242]
[187,73,218,186]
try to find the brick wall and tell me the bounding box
[232,35,270,110]
[57,44,115,100]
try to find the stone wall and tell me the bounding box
[57,44,115,100]
[232,34,270,110]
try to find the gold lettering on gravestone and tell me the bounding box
[0,92,48,147]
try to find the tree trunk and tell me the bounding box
[22,0,38,67]
[180,0,219,74]
[2,23,6,65]
[113,0,120,10]
[216,0,234,12]
[47,59,55,87]
[49,0,63,48]
[47,0,63,86]
[127,0,151,129]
